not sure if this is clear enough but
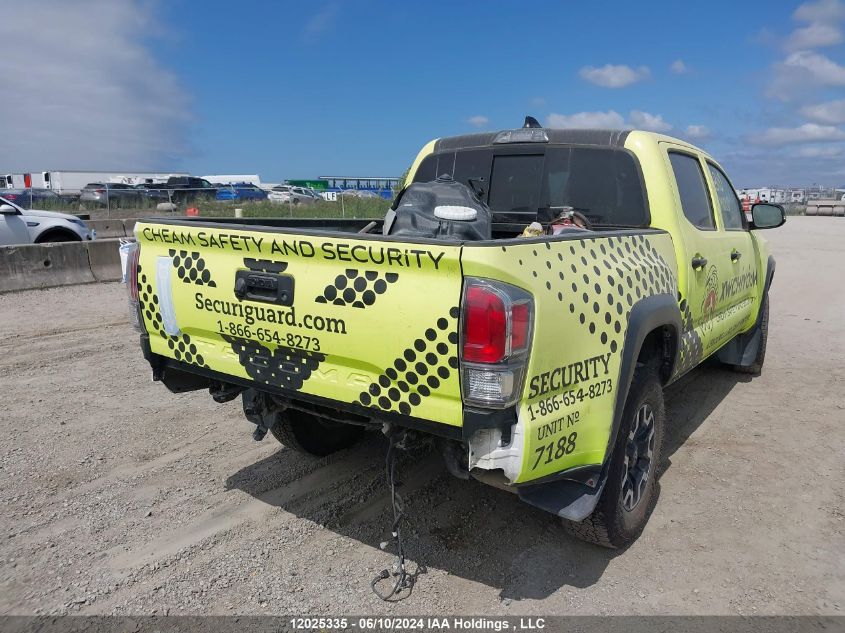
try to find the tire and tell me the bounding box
[563,363,665,548]
[732,294,769,375]
[35,230,81,243]
[269,408,363,457]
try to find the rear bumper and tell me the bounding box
[141,335,605,519]
[141,337,464,441]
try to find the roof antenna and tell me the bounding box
[523,115,542,129]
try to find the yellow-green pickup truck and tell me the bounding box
[125,124,784,548]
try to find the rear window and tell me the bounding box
[488,154,544,216]
[413,145,648,226]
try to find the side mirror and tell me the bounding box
[750,203,785,229]
[0,203,18,215]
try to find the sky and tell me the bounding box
[2,0,845,187]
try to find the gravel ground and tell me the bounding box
[0,217,842,616]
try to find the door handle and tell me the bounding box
[691,255,708,270]
[730,250,742,262]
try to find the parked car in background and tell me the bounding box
[0,195,94,245]
[143,177,219,205]
[79,183,145,209]
[0,188,80,209]
[134,182,169,204]
[268,185,321,204]
[216,182,268,202]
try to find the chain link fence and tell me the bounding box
[0,185,393,220]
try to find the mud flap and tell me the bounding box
[517,478,606,522]
[716,327,761,367]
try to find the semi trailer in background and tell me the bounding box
[0,171,189,193]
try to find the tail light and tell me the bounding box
[123,241,145,332]
[460,278,533,407]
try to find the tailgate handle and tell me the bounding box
[234,270,294,306]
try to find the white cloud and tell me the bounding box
[793,0,845,23]
[684,125,711,140]
[467,115,489,128]
[0,0,190,171]
[770,50,845,97]
[546,109,675,133]
[795,144,844,157]
[750,123,845,145]
[784,50,845,84]
[546,110,626,128]
[801,99,845,123]
[629,110,672,132]
[785,22,843,50]
[670,59,689,74]
[303,2,340,40]
[531,97,547,107]
[578,64,650,88]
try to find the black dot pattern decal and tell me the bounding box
[136,264,207,368]
[169,249,216,287]
[673,297,703,378]
[315,269,399,308]
[504,235,676,355]
[356,307,460,416]
[223,336,326,391]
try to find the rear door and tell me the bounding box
[135,222,465,427]
[663,146,741,363]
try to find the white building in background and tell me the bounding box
[735,188,788,204]
[788,189,805,203]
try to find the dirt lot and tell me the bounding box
[0,217,842,616]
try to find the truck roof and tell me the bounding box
[433,128,703,154]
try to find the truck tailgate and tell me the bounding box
[135,221,464,427]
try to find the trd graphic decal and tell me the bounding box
[168,249,216,287]
[224,336,326,391]
[137,264,208,368]
[500,235,676,354]
[356,308,459,416]
[315,269,399,308]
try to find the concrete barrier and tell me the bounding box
[0,241,95,293]
[87,219,126,239]
[806,200,843,217]
[123,219,137,237]
[85,239,123,282]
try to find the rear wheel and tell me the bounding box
[35,230,81,243]
[269,409,364,457]
[563,364,665,548]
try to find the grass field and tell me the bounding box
[79,196,393,221]
[197,197,391,219]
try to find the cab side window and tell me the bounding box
[707,164,745,230]
[669,152,715,230]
